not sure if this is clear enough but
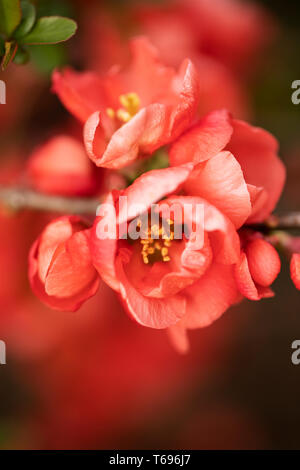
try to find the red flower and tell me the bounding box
[180,0,275,74]
[91,165,242,350]
[235,236,281,301]
[27,135,100,196]
[90,109,286,351]
[291,254,300,290]
[135,0,275,74]
[52,37,200,169]
[29,216,100,311]
[170,109,286,224]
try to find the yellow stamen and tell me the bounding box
[138,216,176,265]
[120,92,140,116]
[106,92,141,125]
[116,109,131,123]
[161,247,168,257]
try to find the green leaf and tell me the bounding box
[1,41,18,70]
[13,45,29,64]
[13,1,36,39]
[0,0,22,37]
[19,16,77,45]
[29,43,67,75]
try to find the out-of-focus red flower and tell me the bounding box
[181,0,275,74]
[135,0,275,74]
[76,2,251,119]
[80,6,129,74]
[194,55,250,119]
[52,37,200,169]
[26,132,127,196]
[170,109,286,223]
[29,216,100,311]
[26,135,100,196]
[235,236,281,301]
[290,254,300,290]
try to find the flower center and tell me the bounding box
[106,92,140,124]
[138,218,175,265]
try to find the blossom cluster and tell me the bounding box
[23,2,298,352]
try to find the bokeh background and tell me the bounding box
[0,0,300,450]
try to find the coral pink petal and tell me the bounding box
[118,165,193,225]
[184,263,241,328]
[115,250,186,329]
[124,36,175,103]
[38,216,82,283]
[84,111,109,166]
[165,196,240,265]
[169,109,233,166]
[45,230,98,298]
[52,68,109,123]
[91,193,120,292]
[185,150,251,228]
[227,119,286,222]
[290,254,300,290]
[144,239,212,298]
[234,252,275,301]
[245,239,280,287]
[167,322,190,354]
[29,239,100,312]
[246,184,269,222]
[27,135,97,196]
[85,105,169,169]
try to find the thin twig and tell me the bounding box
[0,184,100,215]
[246,214,300,233]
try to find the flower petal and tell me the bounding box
[29,228,100,312]
[84,59,200,169]
[234,252,275,300]
[165,196,240,265]
[38,216,80,283]
[27,135,98,196]
[45,230,98,298]
[169,109,233,166]
[118,165,193,225]
[52,68,110,123]
[227,119,286,222]
[245,239,280,287]
[185,150,251,228]
[290,254,300,290]
[116,249,186,329]
[184,262,241,328]
[91,192,120,292]
[167,323,190,354]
